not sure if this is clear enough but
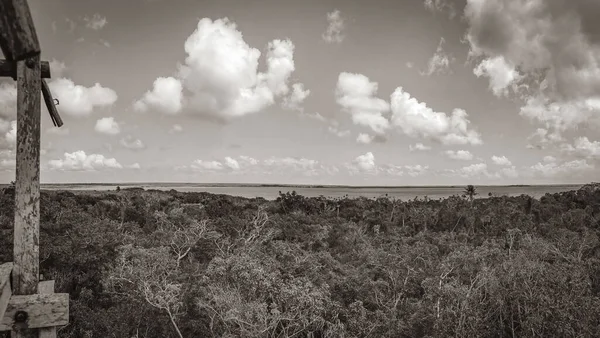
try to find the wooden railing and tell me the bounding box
[0,0,69,337]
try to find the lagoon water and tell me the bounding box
[40,183,583,201]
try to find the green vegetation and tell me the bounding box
[2,184,600,337]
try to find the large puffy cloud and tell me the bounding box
[136,18,306,120]
[176,17,266,117]
[49,79,117,117]
[390,87,482,145]
[335,72,390,134]
[134,77,183,114]
[464,0,600,135]
[322,9,345,43]
[0,60,118,118]
[48,151,123,171]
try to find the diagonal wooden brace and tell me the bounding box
[0,263,12,322]
[41,79,62,127]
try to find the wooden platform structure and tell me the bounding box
[0,0,68,337]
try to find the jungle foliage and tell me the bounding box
[1,184,600,337]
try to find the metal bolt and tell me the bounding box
[14,311,28,323]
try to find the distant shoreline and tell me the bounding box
[2,182,586,189]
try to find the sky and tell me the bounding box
[0,0,599,185]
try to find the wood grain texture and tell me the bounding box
[41,80,62,128]
[0,0,40,61]
[37,281,57,338]
[12,55,41,338]
[0,293,69,331]
[0,263,12,324]
[0,60,50,79]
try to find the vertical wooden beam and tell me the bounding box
[12,54,41,338]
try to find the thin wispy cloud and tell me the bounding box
[84,14,108,30]
[421,38,454,76]
[322,9,345,43]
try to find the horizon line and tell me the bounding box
[23,182,588,188]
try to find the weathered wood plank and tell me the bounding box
[12,55,41,338]
[0,0,40,61]
[41,80,62,128]
[0,293,69,331]
[0,263,11,292]
[0,60,51,79]
[0,263,12,324]
[37,281,56,338]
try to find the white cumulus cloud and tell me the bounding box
[336,72,390,135]
[133,77,183,114]
[178,19,301,119]
[95,117,120,135]
[48,151,122,171]
[353,152,376,172]
[390,87,482,145]
[49,78,117,117]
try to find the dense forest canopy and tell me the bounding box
[1,184,600,337]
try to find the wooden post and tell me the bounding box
[0,1,68,336]
[12,54,41,338]
[0,0,40,61]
